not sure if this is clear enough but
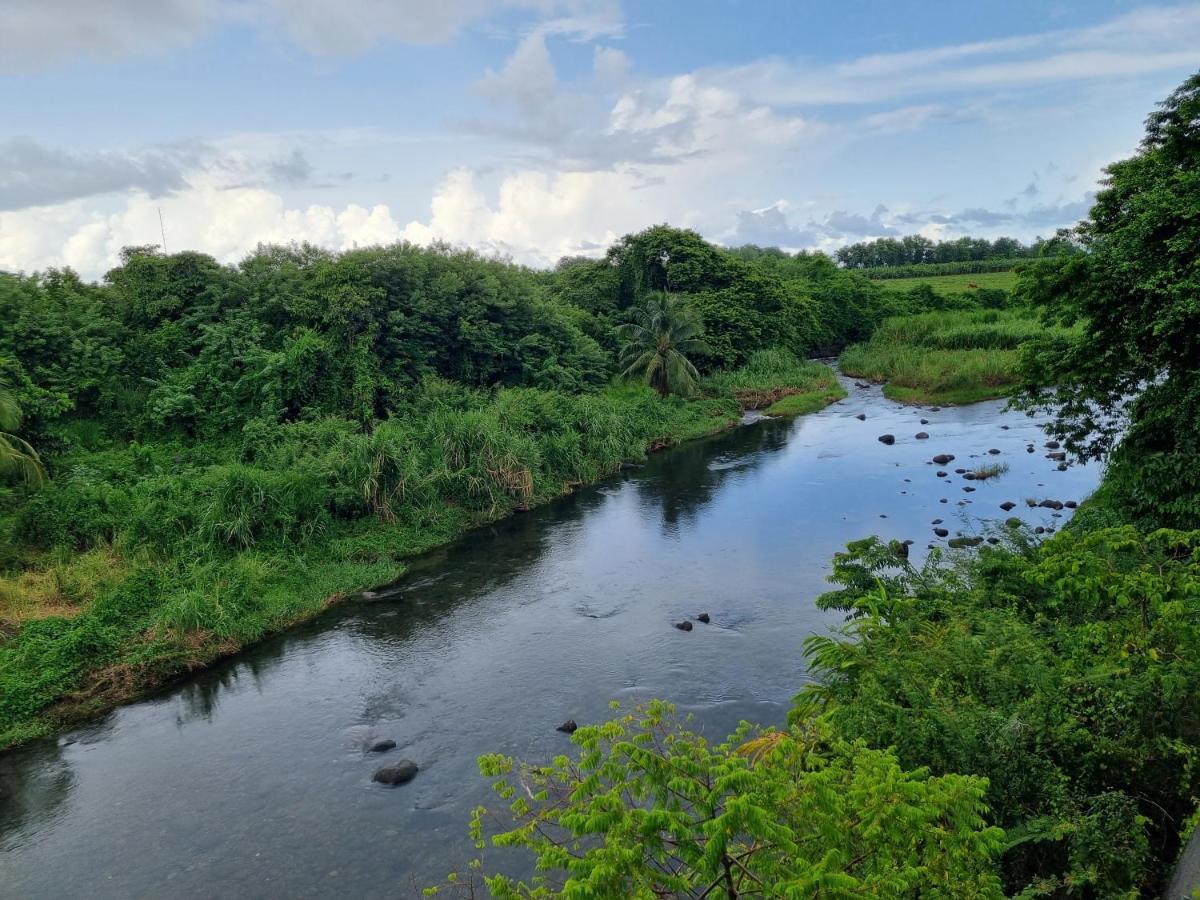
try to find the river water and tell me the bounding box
[0,378,1101,898]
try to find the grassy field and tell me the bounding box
[872,269,1019,295]
[839,309,1074,405]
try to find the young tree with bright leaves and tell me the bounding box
[0,378,43,485]
[617,294,708,397]
[1015,70,1200,526]
[427,702,1005,899]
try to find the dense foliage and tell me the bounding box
[834,235,1058,269]
[431,702,1005,898]
[1016,72,1200,528]
[800,527,1200,897]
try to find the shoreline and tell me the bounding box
[1,385,844,751]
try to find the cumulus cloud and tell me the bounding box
[0,0,611,71]
[0,185,403,278]
[400,167,647,264]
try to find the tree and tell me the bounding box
[0,377,43,484]
[429,702,1005,898]
[1015,71,1200,526]
[616,294,707,397]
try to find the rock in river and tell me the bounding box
[878,434,895,445]
[933,527,950,537]
[855,413,866,420]
[1000,501,1016,511]
[696,613,711,624]
[674,620,693,631]
[557,720,578,734]
[368,739,397,753]
[915,432,929,440]
[932,454,955,465]
[373,760,419,786]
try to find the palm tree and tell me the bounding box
[617,294,708,398]
[0,380,44,485]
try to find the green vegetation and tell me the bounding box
[705,348,846,414]
[1015,72,1200,530]
[442,72,1200,899]
[0,378,43,485]
[838,309,1067,405]
[431,702,1005,898]
[617,293,707,397]
[834,234,1067,270]
[873,269,1019,295]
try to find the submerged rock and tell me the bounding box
[1064,500,1078,509]
[373,760,419,786]
[920,418,930,425]
[1045,440,1061,449]
[557,720,578,734]
[855,413,867,420]
[915,432,929,439]
[933,527,950,538]
[878,434,895,445]
[1048,451,1067,461]
[1000,501,1016,511]
[931,518,943,525]
[932,454,955,465]
[936,470,948,477]
[368,739,396,753]
[674,620,693,632]
[988,448,1001,455]
[696,613,711,624]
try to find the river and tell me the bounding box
[0,377,1101,898]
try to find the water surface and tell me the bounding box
[0,379,1100,897]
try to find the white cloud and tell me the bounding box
[0,187,403,278]
[401,167,644,264]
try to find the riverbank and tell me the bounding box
[0,358,843,750]
[838,308,1078,406]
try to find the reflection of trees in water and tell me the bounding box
[175,653,275,726]
[635,420,794,536]
[0,739,75,851]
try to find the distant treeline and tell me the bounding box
[856,258,1026,279]
[834,233,1074,269]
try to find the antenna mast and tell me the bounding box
[158,207,168,252]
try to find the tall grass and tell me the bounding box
[839,310,1077,405]
[705,349,846,412]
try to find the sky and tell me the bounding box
[2,0,1199,279]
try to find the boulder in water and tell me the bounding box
[932,454,955,465]
[674,620,693,632]
[373,760,419,786]
[915,432,929,440]
[557,720,578,734]
[934,527,950,538]
[368,739,396,753]
[696,613,711,624]
[1000,501,1016,511]
[878,434,895,445]
[855,413,866,421]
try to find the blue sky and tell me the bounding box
[2,1,1198,277]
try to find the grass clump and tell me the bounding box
[971,462,1009,480]
[874,270,1019,295]
[706,349,845,413]
[840,310,1077,405]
